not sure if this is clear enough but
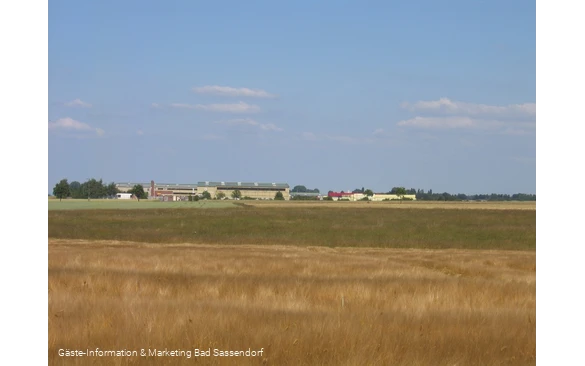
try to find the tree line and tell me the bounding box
[51,178,148,201]
[294,184,536,201]
[348,187,535,201]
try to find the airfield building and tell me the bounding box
[116,181,290,200]
[197,181,290,200]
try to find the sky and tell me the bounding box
[48,0,535,195]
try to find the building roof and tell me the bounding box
[115,182,198,189]
[197,181,289,189]
[115,182,150,187]
[290,192,321,196]
[328,191,354,197]
[154,183,198,189]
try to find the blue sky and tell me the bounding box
[48,0,535,194]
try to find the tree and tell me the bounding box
[201,191,211,200]
[274,191,285,200]
[291,185,307,193]
[394,187,407,203]
[364,189,374,197]
[231,190,242,199]
[69,181,82,198]
[53,179,70,201]
[128,184,146,201]
[104,182,119,197]
[216,192,226,200]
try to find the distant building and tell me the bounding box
[327,191,417,201]
[115,181,197,201]
[197,181,290,200]
[115,180,290,200]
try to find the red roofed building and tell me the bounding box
[328,191,355,200]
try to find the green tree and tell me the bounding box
[364,189,374,197]
[105,182,119,197]
[81,178,106,200]
[201,191,211,200]
[231,190,242,199]
[394,187,407,203]
[274,191,285,200]
[291,185,307,193]
[53,179,70,201]
[128,184,147,201]
[69,181,81,198]
[216,192,226,200]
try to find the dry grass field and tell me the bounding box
[49,239,535,365]
[246,200,536,210]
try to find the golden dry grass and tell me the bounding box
[49,239,535,365]
[247,200,536,210]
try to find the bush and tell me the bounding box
[323,196,333,201]
[274,192,285,200]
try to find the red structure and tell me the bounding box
[327,191,354,198]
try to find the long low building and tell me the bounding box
[116,181,290,200]
[116,181,198,200]
[327,191,416,201]
[197,181,290,200]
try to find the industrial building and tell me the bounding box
[116,181,198,201]
[327,191,417,201]
[197,181,290,200]
[116,181,290,200]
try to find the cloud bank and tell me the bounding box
[397,98,535,134]
[214,118,283,131]
[48,117,104,136]
[64,99,92,108]
[193,85,276,98]
[170,101,260,113]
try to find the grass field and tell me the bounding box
[48,199,237,210]
[48,198,536,211]
[49,206,535,250]
[48,204,535,365]
[49,239,535,365]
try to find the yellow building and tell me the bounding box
[371,193,417,201]
[197,181,290,200]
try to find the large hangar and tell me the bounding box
[116,181,198,200]
[197,181,290,200]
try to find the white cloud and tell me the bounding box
[397,98,536,136]
[397,116,504,129]
[48,117,104,136]
[301,132,318,141]
[170,101,260,113]
[151,103,161,108]
[65,99,92,108]
[401,98,535,119]
[49,117,92,130]
[214,118,283,131]
[170,103,196,109]
[193,85,276,98]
